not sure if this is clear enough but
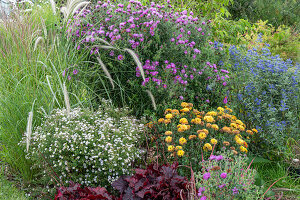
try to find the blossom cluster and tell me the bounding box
[228,44,300,154]
[195,150,264,199]
[147,102,257,170]
[22,100,144,188]
[66,0,229,110]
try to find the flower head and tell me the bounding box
[165,136,172,143]
[177,150,185,157]
[179,137,187,145]
[203,172,211,180]
[117,54,124,60]
[220,172,227,179]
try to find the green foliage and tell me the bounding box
[70,0,229,117]
[0,6,90,181]
[211,17,300,62]
[0,172,28,200]
[227,44,300,158]
[22,100,144,190]
[228,0,300,30]
[194,149,265,199]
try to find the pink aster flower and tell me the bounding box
[117,55,124,60]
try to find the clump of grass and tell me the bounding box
[0,6,90,182]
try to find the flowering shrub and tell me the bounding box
[23,100,144,188]
[67,0,229,115]
[194,149,264,199]
[147,102,256,172]
[227,44,300,157]
[112,162,189,199]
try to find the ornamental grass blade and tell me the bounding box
[146,90,157,110]
[63,83,71,116]
[33,36,44,51]
[26,111,33,152]
[97,57,115,89]
[49,0,57,15]
[124,48,145,81]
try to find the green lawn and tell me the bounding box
[0,173,28,200]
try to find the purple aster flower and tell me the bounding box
[223,96,228,104]
[118,4,124,8]
[62,70,66,77]
[73,69,78,75]
[68,75,71,81]
[209,155,216,160]
[203,172,211,180]
[197,187,205,197]
[232,187,239,195]
[179,96,184,100]
[220,173,227,179]
[216,155,224,161]
[218,184,226,189]
[200,196,207,200]
[223,81,227,86]
[118,55,124,60]
[205,99,210,103]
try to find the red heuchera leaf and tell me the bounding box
[54,182,115,200]
[112,162,189,200]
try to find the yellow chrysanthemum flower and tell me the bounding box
[202,129,209,134]
[179,137,187,145]
[211,124,219,131]
[194,118,201,124]
[165,136,172,143]
[223,141,230,146]
[165,114,173,119]
[179,118,188,124]
[217,107,224,112]
[172,109,180,115]
[175,146,183,150]
[235,120,244,125]
[236,138,245,146]
[231,115,237,120]
[168,145,175,152]
[238,125,245,131]
[189,135,197,140]
[177,150,185,157]
[158,118,165,124]
[206,111,217,116]
[221,126,232,134]
[240,146,248,153]
[165,109,172,113]
[165,131,172,136]
[204,116,215,123]
[198,132,207,140]
[181,108,190,113]
[206,123,212,128]
[193,109,200,115]
[164,119,171,124]
[210,138,218,145]
[246,130,253,135]
[252,128,258,133]
[181,102,189,108]
[230,123,238,129]
[203,143,212,151]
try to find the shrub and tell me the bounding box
[67,0,229,116]
[227,0,300,30]
[146,102,256,173]
[227,44,300,158]
[22,100,144,188]
[54,182,115,200]
[112,162,189,199]
[194,149,264,199]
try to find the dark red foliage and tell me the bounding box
[54,182,115,200]
[112,162,189,200]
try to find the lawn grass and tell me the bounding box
[255,161,300,199]
[0,172,28,200]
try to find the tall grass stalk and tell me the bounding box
[0,6,90,181]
